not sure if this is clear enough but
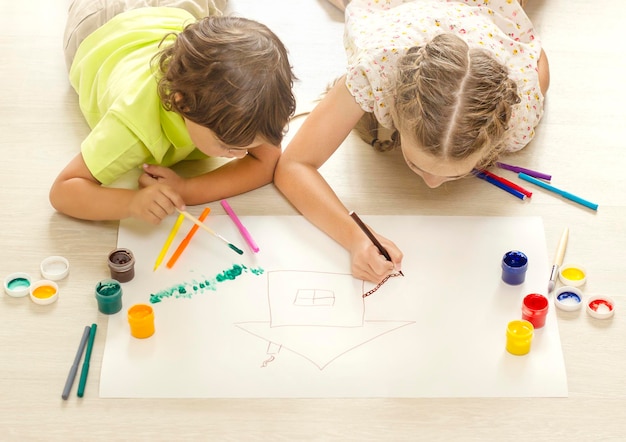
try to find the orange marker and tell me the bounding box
[166,207,211,268]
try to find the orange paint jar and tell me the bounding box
[127,304,155,339]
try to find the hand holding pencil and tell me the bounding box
[349,211,403,284]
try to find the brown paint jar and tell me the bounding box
[108,248,135,283]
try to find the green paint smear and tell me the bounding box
[149,264,264,304]
[8,278,30,289]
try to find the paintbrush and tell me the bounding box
[176,209,244,255]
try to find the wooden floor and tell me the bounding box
[1,0,625,440]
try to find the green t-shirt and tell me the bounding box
[70,7,206,185]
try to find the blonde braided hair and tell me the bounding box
[356,34,520,167]
[391,33,520,167]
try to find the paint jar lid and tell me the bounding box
[40,256,70,281]
[553,286,584,312]
[4,272,32,298]
[29,279,59,305]
[558,263,586,287]
[586,295,615,319]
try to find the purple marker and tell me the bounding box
[496,162,552,181]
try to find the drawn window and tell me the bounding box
[293,289,335,306]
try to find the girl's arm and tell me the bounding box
[275,77,403,283]
[538,49,550,96]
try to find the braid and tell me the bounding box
[390,33,520,163]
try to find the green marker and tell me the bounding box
[77,323,97,398]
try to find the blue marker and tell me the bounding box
[518,173,598,211]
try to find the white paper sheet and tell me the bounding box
[100,215,568,398]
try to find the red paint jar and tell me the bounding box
[522,293,549,329]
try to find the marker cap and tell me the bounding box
[558,263,586,287]
[40,255,70,281]
[4,272,32,298]
[29,279,59,305]
[553,286,584,312]
[586,295,615,320]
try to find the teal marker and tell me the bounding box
[77,323,97,398]
[518,173,598,211]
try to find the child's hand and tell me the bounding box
[139,164,185,192]
[129,184,185,225]
[350,234,403,284]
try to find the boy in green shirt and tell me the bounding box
[51,1,296,224]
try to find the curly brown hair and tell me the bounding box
[154,16,296,147]
[389,33,521,168]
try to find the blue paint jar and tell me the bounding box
[501,250,528,285]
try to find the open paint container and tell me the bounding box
[586,296,615,319]
[40,255,70,281]
[4,272,32,298]
[29,280,59,305]
[554,286,584,312]
[559,264,586,287]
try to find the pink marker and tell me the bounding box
[220,199,260,253]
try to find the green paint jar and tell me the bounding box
[95,279,123,315]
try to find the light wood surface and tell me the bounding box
[1,1,625,440]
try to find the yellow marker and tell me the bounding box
[153,213,185,271]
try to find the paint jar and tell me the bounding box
[108,248,135,283]
[586,296,615,320]
[505,320,534,356]
[128,304,155,339]
[4,272,32,298]
[501,251,528,285]
[95,279,123,315]
[554,286,584,312]
[559,264,586,287]
[29,279,59,305]
[521,293,549,329]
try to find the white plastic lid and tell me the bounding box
[4,272,32,298]
[40,256,70,281]
[559,263,586,287]
[553,286,583,312]
[29,280,59,305]
[586,295,615,320]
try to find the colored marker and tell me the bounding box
[154,213,185,271]
[548,227,569,293]
[176,209,244,255]
[496,162,552,181]
[477,169,532,198]
[166,207,211,269]
[221,199,259,253]
[474,170,525,200]
[349,211,403,276]
[518,173,599,211]
[61,325,91,400]
[77,323,97,398]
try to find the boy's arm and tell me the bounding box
[141,142,280,206]
[274,77,403,283]
[49,153,185,223]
